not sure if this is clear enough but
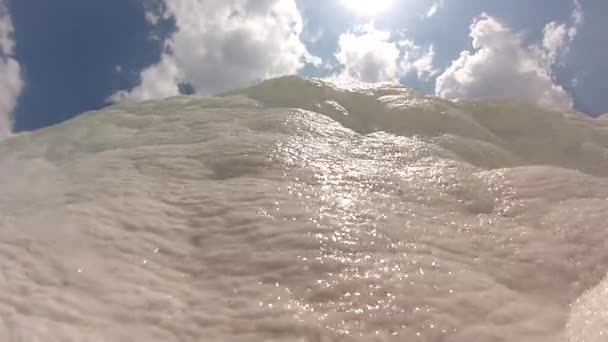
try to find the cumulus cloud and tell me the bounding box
[112,0,318,102]
[112,55,181,102]
[541,0,583,65]
[400,41,438,80]
[332,25,436,84]
[435,13,574,110]
[333,25,402,83]
[0,2,23,136]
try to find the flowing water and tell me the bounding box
[1,76,607,341]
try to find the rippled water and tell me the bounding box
[1,76,607,341]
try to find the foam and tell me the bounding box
[0,76,607,341]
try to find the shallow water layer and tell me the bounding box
[1,76,607,341]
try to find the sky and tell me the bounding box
[0,0,606,135]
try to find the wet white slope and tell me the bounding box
[0,76,607,341]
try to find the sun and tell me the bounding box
[341,0,394,17]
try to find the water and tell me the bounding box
[1,75,607,341]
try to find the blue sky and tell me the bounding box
[0,0,606,135]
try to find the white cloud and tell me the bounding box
[0,6,14,53]
[112,0,317,102]
[332,25,436,84]
[435,13,573,110]
[426,0,444,18]
[144,11,161,26]
[542,21,569,64]
[333,25,402,83]
[0,2,24,136]
[541,0,583,65]
[400,41,438,80]
[111,55,181,102]
[301,20,323,45]
[411,46,437,79]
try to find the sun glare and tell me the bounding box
[342,0,394,17]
